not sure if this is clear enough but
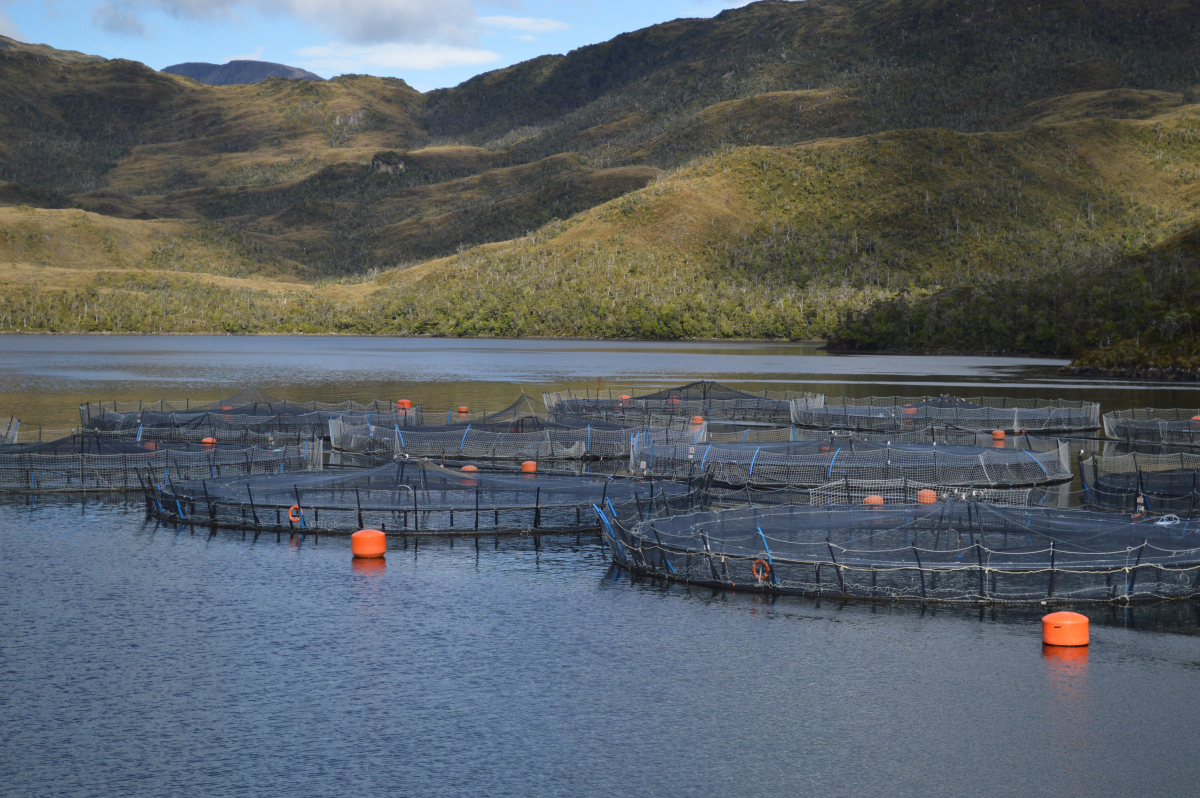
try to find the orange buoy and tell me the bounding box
[864,494,885,506]
[398,399,412,410]
[1192,415,1200,422]
[669,396,682,405]
[201,436,217,447]
[457,406,469,415]
[903,405,917,416]
[143,441,157,451]
[917,489,937,504]
[288,505,303,523]
[690,416,704,425]
[521,461,537,474]
[1042,611,1089,647]
[992,430,1006,440]
[220,405,233,412]
[351,529,386,558]
[461,465,479,472]
[618,394,631,406]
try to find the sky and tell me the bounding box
[0,0,755,91]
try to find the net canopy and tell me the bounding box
[791,396,1100,433]
[597,501,1200,604]
[1,439,320,493]
[147,460,704,536]
[1102,408,1200,445]
[704,424,1066,449]
[330,415,703,462]
[544,381,819,424]
[630,437,1072,488]
[1081,451,1200,514]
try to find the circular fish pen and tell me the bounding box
[0,434,318,493]
[1082,451,1200,514]
[631,438,1073,488]
[791,395,1100,434]
[145,459,705,537]
[1102,408,1200,446]
[545,381,814,424]
[595,501,1200,604]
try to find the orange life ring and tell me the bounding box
[751,558,771,581]
[288,505,303,523]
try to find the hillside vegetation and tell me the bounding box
[2,0,1200,375]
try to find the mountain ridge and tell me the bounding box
[1,0,1199,375]
[162,60,323,85]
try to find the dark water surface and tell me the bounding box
[2,499,1199,798]
[3,336,1200,796]
[3,334,1198,428]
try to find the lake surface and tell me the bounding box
[2,336,1200,796]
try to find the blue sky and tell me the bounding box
[0,0,753,91]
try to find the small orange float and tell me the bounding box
[461,465,478,472]
[864,494,885,506]
[1042,611,1088,647]
[521,461,537,474]
[618,395,631,406]
[351,529,386,558]
[691,416,704,425]
[917,489,937,504]
[398,399,412,410]
[201,436,217,447]
[457,406,470,415]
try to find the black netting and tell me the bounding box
[544,381,814,423]
[631,437,1072,488]
[146,460,706,536]
[1081,452,1200,514]
[1102,408,1200,445]
[597,501,1200,604]
[792,395,1100,433]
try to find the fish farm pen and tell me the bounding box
[596,501,1200,604]
[791,396,1101,433]
[1102,408,1200,445]
[330,415,703,462]
[544,381,818,424]
[1081,451,1200,515]
[705,424,1067,448]
[0,436,319,493]
[629,437,1073,488]
[144,460,706,538]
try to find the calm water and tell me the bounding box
[3,336,1200,796]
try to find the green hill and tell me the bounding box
[2,0,1200,376]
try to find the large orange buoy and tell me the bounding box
[351,529,386,558]
[521,461,537,474]
[398,399,412,410]
[691,416,704,425]
[201,436,217,447]
[1042,611,1089,647]
[917,489,937,504]
[864,494,885,506]
[992,430,1006,440]
[457,406,469,415]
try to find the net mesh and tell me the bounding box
[792,396,1100,433]
[597,501,1200,604]
[630,438,1072,488]
[146,460,705,536]
[1081,451,1200,514]
[1,439,321,493]
[544,381,820,423]
[1102,408,1200,445]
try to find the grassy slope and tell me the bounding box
[3,0,1200,373]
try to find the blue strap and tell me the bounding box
[1022,450,1048,476]
[446,408,452,424]
[701,444,712,467]
[587,425,591,452]
[749,447,761,477]
[755,526,780,585]
[693,424,703,444]
[136,424,143,442]
[827,447,841,479]
[395,425,405,448]
[460,424,471,450]
[741,428,749,442]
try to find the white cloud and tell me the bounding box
[108,0,478,45]
[92,1,147,36]
[479,15,568,33]
[295,41,500,73]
